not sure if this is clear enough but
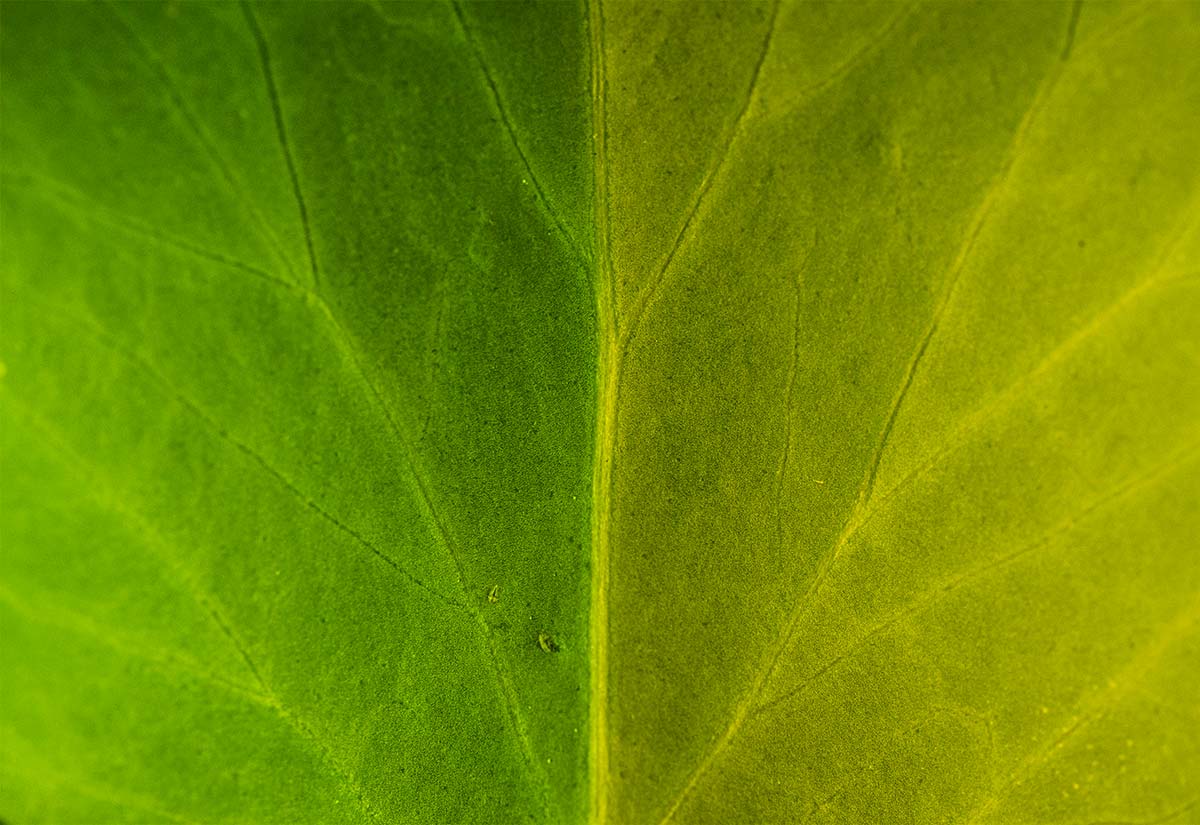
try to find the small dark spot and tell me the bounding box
[1078,239,1086,249]
[537,632,560,654]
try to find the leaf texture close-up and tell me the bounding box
[1,1,1198,824]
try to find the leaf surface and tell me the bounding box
[597,3,1200,823]
[1,2,593,822]
[2,2,1199,824]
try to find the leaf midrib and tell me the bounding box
[587,1,615,823]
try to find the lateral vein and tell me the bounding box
[241,1,323,291]
[653,9,1102,819]
[451,0,591,269]
[619,0,781,360]
[101,0,302,286]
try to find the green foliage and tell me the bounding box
[2,2,1198,824]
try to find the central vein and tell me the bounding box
[588,0,615,823]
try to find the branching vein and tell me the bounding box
[653,15,1111,819]
[964,592,1200,824]
[15,294,464,612]
[101,1,301,285]
[751,439,1200,722]
[620,0,780,360]
[241,1,322,291]
[450,0,590,268]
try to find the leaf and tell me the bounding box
[2,2,1198,824]
[597,2,1200,823]
[1,2,593,822]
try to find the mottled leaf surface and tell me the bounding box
[2,2,1198,824]
[2,2,593,822]
[599,3,1200,824]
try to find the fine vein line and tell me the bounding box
[1062,0,1084,60]
[856,19,1078,516]
[11,161,554,788]
[2,170,298,295]
[233,8,553,801]
[857,2,1163,521]
[866,193,1200,529]
[0,394,384,822]
[22,97,548,803]
[751,438,1200,722]
[451,0,591,268]
[19,295,463,612]
[756,262,1200,710]
[101,0,301,285]
[773,240,816,551]
[619,0,780,360]
[655,18,1081,822]
[12,398,272,694]
[241,1,322,291]
[53,284,548,809]
[0,575,266,706]
[622,1,915,366]
[964,592,1200,825]
[306,292,553,812]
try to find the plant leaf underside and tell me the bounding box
[1,2,1198,824]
